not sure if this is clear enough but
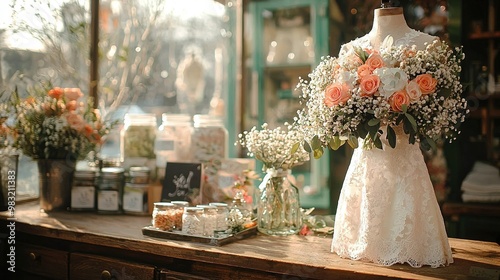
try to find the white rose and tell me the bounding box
[373,67,408,98]
[405,80,422,101]
[338,70,357,87]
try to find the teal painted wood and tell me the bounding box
[225,3,238,157]
[250,0,331,209]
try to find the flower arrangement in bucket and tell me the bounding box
[238,123,309,236]
[296,37,468,155]
[3,82,113,211]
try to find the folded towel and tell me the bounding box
[461,162,500,194]
[462,193,500,203]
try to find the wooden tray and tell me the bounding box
[142,226,258,246]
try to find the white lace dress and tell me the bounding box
[331,31,454,268]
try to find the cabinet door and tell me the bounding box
[70,253,155,280]
[18,243,69,280]
[246,0,331,210]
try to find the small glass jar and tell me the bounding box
[209,202,229,231]
[182,207,204,236]
[152,202,175,231]
[154,114,192,179]
[171,201,189,230]
[197,204,218,237]
[71,170,97,211]
[123,167,150,215]
[120,113,157,169]
[97,167,124,214]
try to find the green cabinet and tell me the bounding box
[244,0,330,210]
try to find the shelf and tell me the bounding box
[469,31,500,39]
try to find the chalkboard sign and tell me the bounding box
[161,162,203,204]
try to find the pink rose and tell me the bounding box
[389,90,410,112]
[359,74,380,97]
[66,112,85,131]
[405,80,422,101]
[365,54,384,71]
[357,64,372,79]
[324,83,351,107]
[64,88,83,101]
[65,100,78,111]
[414,74,437,94]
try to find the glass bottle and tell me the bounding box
[123,166,150,215]
[152,202,175,231]
[97,167,125,214]
[182,207,204,236]
[71,169,97,211]
[257,169,301,236]
[154,114,192,179]
[120,113,157,172]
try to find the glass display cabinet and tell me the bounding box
[243,0,330,210]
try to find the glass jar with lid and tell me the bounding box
[197,204,218,237]
[191,114,228,201]
[154,114,192,179]
[182,207,204,236]
[209,202,229,231]
[171,201,189,230]
[120,113,157,171]
[152,202,175,231]
[97,167,125,214]
[123,166,150,215]
[71,169,97,211]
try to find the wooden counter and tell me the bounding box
[1,201,499,280]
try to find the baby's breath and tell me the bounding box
[238,123,309,171]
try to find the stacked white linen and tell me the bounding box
[461,161,500,203]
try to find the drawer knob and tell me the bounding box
[29,252,39,261]
[101,270,113,280]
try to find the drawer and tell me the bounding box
[159,269,211,280]
[18,243,69,280]
[70,253,155,280]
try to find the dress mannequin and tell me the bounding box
[330,5,454,268]
[368,7,435,50]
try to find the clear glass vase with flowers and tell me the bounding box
[238,123,309,236]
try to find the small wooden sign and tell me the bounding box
[161,162,202,204]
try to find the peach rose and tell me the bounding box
[48,87,64,99]
[324,83,351,107]
[365,54,384,71]
[359,74,380,97]
[66,112,85,131]
[83,124,94,137]
[414,74,437,94]
[357,64,372,79]
[64,88,83,101]
[65,100,79,111]
[389,90,410,112]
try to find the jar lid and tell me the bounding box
[124,113,157,125]
[129,166,150,177]
[209,202,228,208]
[193,114,223,127]
[162,114,191,124]
[171,201,189,206]
[74,170,96,179]
[184,206,203,212]
[101,167,124,178]
[154,202,174,207]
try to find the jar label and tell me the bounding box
[123,186,146,212]
[155,140,175,151]
[71,186,95,208]
[98,190,119,211]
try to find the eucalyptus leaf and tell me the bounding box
[303,141,312,153]
[347,135,358,149]
[404,113,417,132]
[313,147,324,159]
[329,136,342,150]
[425,137,437,151]
[311,135,322,150]
[374,137,383,149]
[386,125,396,148]
[368,118,380,126]
[291,142,300,154]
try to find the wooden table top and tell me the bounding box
[2,201,500,280]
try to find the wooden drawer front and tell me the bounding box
[70,253,155,280]
[18,243,69,280]
[159,269,211,280]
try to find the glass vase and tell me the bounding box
[257,169,301,236]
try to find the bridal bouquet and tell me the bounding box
[7,84,113,160]
[296,37,468,156]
